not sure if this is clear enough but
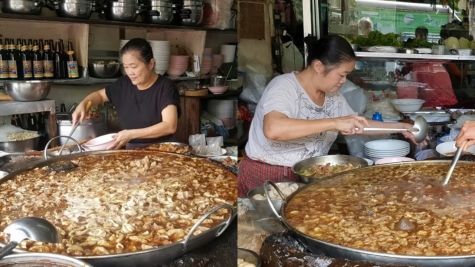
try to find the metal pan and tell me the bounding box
[267,161,475,267]
[292,155,368,183]
[0,150,236,267]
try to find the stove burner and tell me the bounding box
[260,233,415,267]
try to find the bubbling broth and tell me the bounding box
[285,162,475,256]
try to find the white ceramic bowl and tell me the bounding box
[391,98,425,112]
[84,133,116,151]
[208,86,228,94]
[375,157,415,165]
[436,141,475,156]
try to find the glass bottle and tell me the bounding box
[39,39,44,56]
[42,43,54,79]
[66,41,79,79]
[0,39,8,80]
[20,45,32,80]
[32,41,43,79]
[54,41,65,79]
[27,39,33,51]
[15,39,21,51]
[8,40,19,79]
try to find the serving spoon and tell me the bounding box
[443,140,467,186]
[0,217,61,260]
[361,116,429,143]
[57,100,92,156]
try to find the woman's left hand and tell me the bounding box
[401,123,428,146]
[108,130,134,150]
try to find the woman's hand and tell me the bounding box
[455,121,475,150]
[401,122,428,146]
[71,102,86,126]
[107,130,134,150]
[335,115,370,135]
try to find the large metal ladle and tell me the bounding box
[0,217,61,260]
[443,140,468,186]
[362,116,428,143]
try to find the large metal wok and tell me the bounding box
[0,150,236,267]
[265,161,475,267]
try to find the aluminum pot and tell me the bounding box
[148,0,172,7]
[55,0,94,19]
[291,155,368,183]
[267,161,475,267]
[104,1,138,22]
[142,6,173,24]
[57,117,106,145]
[0,253,92,266]
[0,0,42,14]
[0,150,236,267]
[0,135,40,153]
[180,4,203,26]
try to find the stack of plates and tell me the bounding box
[149,40,170,75]
[364,139,410,161]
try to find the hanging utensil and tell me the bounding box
[0,217,61,260]
[224,66,233,84]
[57,101,92,156]
[443,140,467,186]
[361,116,428,143]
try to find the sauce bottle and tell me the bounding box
[42,43,54,79]
[20,45,32,80]
[54,41,65,79]
[66,41,79,79]
[8,40,19,79]
[32,41,43,79]
[0,39,8,80]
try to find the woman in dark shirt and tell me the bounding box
[72,38,181,149]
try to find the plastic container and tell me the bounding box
[372,112,383,121]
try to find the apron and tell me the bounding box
[238,155,301,198]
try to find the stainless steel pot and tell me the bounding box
[142,6,173,24]
[57,117,106,145]
[0,0,42,14]
[55,0,94,19]
[183,0,202,5]
[104,1,139,21]
[1,253,92,266]
[181,4,203,26]
[149,0,171,7]
[1,150,236,267]
[291,155,368,183]
[267,161,475,267]
[0,136,40,153]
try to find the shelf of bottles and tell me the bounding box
[0,38,80,82]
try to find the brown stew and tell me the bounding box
[286,162,475,256]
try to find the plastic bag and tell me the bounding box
[202,0,233,30]
[239,64,273,115]
[363,98,402,122]
[281,41,304,73]
[340,81,367,115]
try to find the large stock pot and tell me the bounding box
[0,150,236,267]
[266,161,475,267]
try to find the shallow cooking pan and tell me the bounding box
[266,161,475,267]
[0,150,237,267]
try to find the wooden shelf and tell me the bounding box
[0,13,237,33]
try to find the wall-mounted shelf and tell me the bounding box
[355,52,475,62]
[49,75,214,86]
[0,13,237,33]
[0,99,55,116]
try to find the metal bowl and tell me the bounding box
[0,0,42,15]
[55,0,93,19]
[0,253,92,267]
[3,80,51,101]
[88,61,120,78]
[292,155,368,183]
[238,248,262,267]
[247,182,305,218]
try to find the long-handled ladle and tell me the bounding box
[443,140,467,186]
[0,217,61,260]
[361,116,429,143]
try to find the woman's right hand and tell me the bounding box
[334,115,370,135]
[71,102,87,126]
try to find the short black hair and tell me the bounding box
[303,34,356,74]
[415,26,428,39]
[120,38,154,64]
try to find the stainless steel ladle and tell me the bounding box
[362,116,428,143]
[443,140,468,186]
[0,217,61,260]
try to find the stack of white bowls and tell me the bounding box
[201,48,213,75]
[119,39,130,76]
[149,40,170,75]
[167,55,189,77]
[364,139,410,161]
